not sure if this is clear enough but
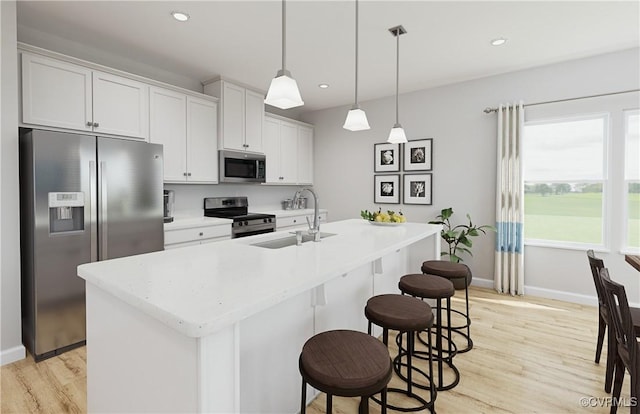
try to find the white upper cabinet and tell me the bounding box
[92,71,149,139]
[150,87,218,183]
[21,52,149,140]
[186,96,218,183]
[264,114,314,185]
[149,87,187,181]
[244,89,264,151]
[203,79,264,153]
[21,53,93,132]
[297,125,314,185]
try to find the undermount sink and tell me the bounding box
[251,232,336,249]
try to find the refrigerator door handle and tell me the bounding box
[89,161,98,262]
[99,161,108,260]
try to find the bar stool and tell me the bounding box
[299,329,392,414]
[399,273,459,391]
[422,260,473,353]
[365,294,436,413]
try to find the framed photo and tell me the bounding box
[374,175,400,204]
[403,174,432,205]
[403,139,433,171]
[374,143,400,172]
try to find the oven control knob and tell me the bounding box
[237,222,243,227]
[244,221,249,226]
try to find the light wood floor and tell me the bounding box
[1,287,629,413]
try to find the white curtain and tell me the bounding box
[495,102,525,295]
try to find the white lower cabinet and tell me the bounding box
[164,224,231,249]
[276,211,328,231]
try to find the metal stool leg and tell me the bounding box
[327,394,332,413]
[301,379,307,414]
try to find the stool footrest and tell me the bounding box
[371,388,435,413]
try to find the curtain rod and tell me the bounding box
[483,89,640,114]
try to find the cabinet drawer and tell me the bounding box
[165,224,231,245]
[277,212,327,229]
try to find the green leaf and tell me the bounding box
[468,228,479,236]
[441,208,453,220]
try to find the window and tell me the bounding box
[625,110,640,250]
[523,114,608,247]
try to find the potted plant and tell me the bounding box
[428,207,495,263]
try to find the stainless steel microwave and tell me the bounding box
[219,150,266,183]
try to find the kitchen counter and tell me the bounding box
[79,219,441,413]
[79,219,438,337]
[163,216,232,231]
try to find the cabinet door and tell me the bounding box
[244,89,264,153]
[186,97,218,183]
[92,71,149,140]
[221,82,245,151]
[279,121,298,184]
[297,125,313,185]
[21,53,92,131]
[149,87,187,182]
[263,116,281,183]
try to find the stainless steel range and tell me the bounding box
[204,197,276,238]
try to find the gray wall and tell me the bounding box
[302,48,640,304]
[1,0,25,365]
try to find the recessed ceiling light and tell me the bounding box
[491,37,507,46]
[318,83,330,89]
[171,11,190,22]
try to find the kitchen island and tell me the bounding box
[78,219,441,413]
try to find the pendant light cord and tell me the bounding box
[354,0,359,106]
[395,28,400,125]
[282,0,287,72]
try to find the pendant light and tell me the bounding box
[387,25,407,144]
[343,0,370,131]
[265,0,304,109]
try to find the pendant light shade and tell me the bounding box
[387,124,407,143]
[265,0,304,109]
[343,107,370,131]
[387,25,407,144]
[343,0,370,131]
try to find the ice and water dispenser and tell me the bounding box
[48,192,85,234]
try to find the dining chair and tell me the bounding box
[588,250,640,393]
[600,268,639,414]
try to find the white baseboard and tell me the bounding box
[1,344,26,366]
[471,277,493,289]
[471,277,604,308]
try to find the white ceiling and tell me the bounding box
[15,1,640,113]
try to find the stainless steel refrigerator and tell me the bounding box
[19,129,164,361]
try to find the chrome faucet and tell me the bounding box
[292,187,320,241]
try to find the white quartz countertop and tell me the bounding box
[259,208,328,218]
[78,219,440,338]
[164,216,232,231]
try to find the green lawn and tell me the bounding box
[524,193,639,247]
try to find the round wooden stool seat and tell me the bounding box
[421,260,471,290]
[399,274,455,299]
[299,330,392,398]
[365,294,434,332]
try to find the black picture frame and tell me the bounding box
[374,175,400,204]
[374,143,401,172]
[403,139,433,171]
[403,173,433,205]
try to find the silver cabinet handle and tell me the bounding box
[86,121,93,127]
[199,232,204,236]
[93,122,100,128]
[183,172,188,176]
[187,172,192,176]
[98,161,108,260]
[89,161,98,262]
